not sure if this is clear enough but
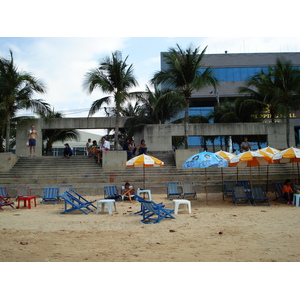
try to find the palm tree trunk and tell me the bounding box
[184,99,189,149]
[114,110,120,150]
[286,105,290,147]
[5,112,11,152]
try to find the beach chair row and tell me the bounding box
[167,182,197,199]
[232,185,270,206]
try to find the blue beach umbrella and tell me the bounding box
[183,152,228,169]
[183,152,228,202]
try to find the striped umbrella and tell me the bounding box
[125,154,164,189]
[229,151,272,185]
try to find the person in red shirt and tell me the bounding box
[282,179,293,204]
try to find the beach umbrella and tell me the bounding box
[125,154,164,189]
[183,152,228,203]
[260,146,280,155]
[229,151,272,185]
[215,151,237,200]
[255,150,275,191]
[272,147,300,180]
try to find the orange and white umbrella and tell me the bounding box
[125,154,164,189]
[215,150,236,161]
[229,151,272,167]
[260,146,280,156]
[272,147,300,163]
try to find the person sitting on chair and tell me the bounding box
[122,182,135,203]
[282,179,294,204]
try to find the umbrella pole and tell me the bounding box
[298,162,299,179]
[205,168,208,205]
[266,165,269,193]
[143,165,145,190]
[236,167,239,183]
[221,167,224,201]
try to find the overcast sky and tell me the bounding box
[1,1,299,121]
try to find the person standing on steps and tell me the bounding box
[28,125,38,157]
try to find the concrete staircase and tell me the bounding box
[0,151,296,197]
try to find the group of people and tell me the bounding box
[123,139,147,160]
[85,137,110,163]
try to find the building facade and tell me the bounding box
[161,52,300,150]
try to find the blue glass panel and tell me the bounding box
[198,66,300,82]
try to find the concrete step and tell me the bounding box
[0,153,297,197]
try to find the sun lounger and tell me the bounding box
[251,186,270,206]
[233,185,251,206]
[181,182,197,199]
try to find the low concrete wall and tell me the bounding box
[102,151,127,170]
[0,153,19,172]
[175,149,199,169]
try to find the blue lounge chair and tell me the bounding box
[167,182,182,198]
[134,194,165,215]
[272,182,285,203]
[42,187,59,204]
[181,182,197,199]
[223,181,236,197]
[238,180,251,195]
[0,195,15,210]
[0,187,12,201]
[232,185,251,206]
[67,190,97,209]
[104,186,120,200]
[60,191,95,214]
[251,186,270,206]
[135,194,175,224]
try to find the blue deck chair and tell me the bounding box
[232,185,252,206]
[167,182,182,198]
[0,187,12,201]
[272,182,285,203]
[104,186,120,201]
[67,190,97,209]
[0,195,15,210]
[251,186,270,206]
[181,182,197,199]
[42,187,59,204]
[237,180,251,195]
[224,181,236,197]
[60,191,95,214]
[58,185,73,195]
[135,194,175,224]
[134,194,165,215]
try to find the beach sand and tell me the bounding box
[0,193,299,262]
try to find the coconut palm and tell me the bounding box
[151,44,218,148]
[123,84,184,137]
[83,51,138,150]
[0,50,49,152]
[238,69,278,122]
[271,57,300,147]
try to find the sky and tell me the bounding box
[1,36,300,120]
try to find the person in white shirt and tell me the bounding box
[98,137,110,162]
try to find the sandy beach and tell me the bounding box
[0,193,299,262]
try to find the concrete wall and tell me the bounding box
[15,117,293,156]
[102,151,127,170]
[175,149,199,169]
[0,153,19,172]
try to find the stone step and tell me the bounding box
[0,153,297,197]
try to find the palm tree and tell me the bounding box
[123,85,184,138]
[38,110,80,155]
[238,69,280,122]
[0,50,49,152]
[271,57,300,147]
[151,44,218,148]
[83,51,138,150]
